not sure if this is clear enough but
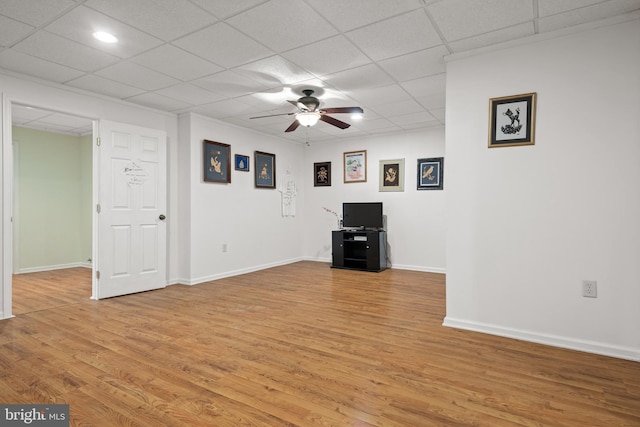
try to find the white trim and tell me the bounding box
[302,256,446,274]
[442,317,640,362]
[181,257,305,286]
[15,262,91,274]
[1,94,13,319]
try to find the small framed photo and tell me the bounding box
[379,159,404,192]
[489,92,537,147]
[417,157,443,191]
[254,151,276,189]
[203,140,230,183]
[314,161,331,187]
[235,154,250,171]
[343,150,366,183]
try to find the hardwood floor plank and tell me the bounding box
[1,262,639,426]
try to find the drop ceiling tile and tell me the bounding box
[322,64,394,92]
[378,46,449,82]
[173,23,272,68]
[227,0,338,52]
[85,0,217,41]
[131,45,223,81]
[192,70,272,98]
[38,112,94,128]
[0,0,76,26]
[311,0,423,32]
[65,74,145,99]
[0,49,85,82]
[369,99,425,118]
[155,83,225,105]
[45,5,163,58]
[0,15,33,47]
[347,10,442,61]
[12,105,53,122]
[447,22,534,52]
[194,99,255,119]
[282,35,371,77]
[538,0,607,16]
[389,110,437,126]
[538,0,640,33]
[400,73,446,98]
[96,61,180,91]
[416,92,446,111]
[125,92,191,112]
[13,31,119,71]
[427,0,534,41]
[350,84,412,107]
[235,56,315,87]
[188,0,266,19]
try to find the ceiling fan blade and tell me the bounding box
[320,114,351,129]
[250,112,295,119]
[284,120,300,132]
[321,107,363,114]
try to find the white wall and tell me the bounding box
[302,128,446,272]
[444,18,640,360]
[178,113,306,284]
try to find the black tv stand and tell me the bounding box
[331,229,387,272]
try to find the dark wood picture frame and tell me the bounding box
[417,157,444,191]
[203,139,231,183]
[314,161,331,187]
[254,151,276,189]
[489,92,537,148]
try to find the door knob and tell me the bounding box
[159,214,166,220]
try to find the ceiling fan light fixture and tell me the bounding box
[296,111,321,127]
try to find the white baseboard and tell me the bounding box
[443,316,640,362]
[302,256,446,275]
[16,262,92,274]
[182,257,306,286]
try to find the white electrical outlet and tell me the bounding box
[582,280,597,298]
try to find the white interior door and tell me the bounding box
[94,120,167,299]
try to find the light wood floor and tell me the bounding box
[12,267,92,315]
[1,262,639,426]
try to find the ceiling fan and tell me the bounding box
[250,89,364,132]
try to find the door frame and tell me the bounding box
[1,96,98,318]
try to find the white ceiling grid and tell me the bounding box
[0,0,638,140]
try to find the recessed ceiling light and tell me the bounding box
[93,31,118,43]
[351,113,363,120]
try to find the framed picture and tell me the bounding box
[203,140,230,183]
[379,159,404,192]
[235,154,250,171]
[489,92,537,147]
[314,161,331,187]
[254,151,276,188]
[343,150,367,183]
[417,157,443,191]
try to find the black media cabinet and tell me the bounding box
[331,230,387,272]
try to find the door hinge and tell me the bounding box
[96,270,100,280]
[96,136,101,146]
[96,204,101,214]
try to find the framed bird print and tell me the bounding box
[489,92,536,147]
[203,140,231,183]
[417,157,443,191]
[379,159,404,192]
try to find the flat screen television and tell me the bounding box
[342,202,383,230]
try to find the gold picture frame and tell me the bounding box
[343,150,366,183]
[489,92,537,148]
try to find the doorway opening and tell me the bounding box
[11,104,94,315]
